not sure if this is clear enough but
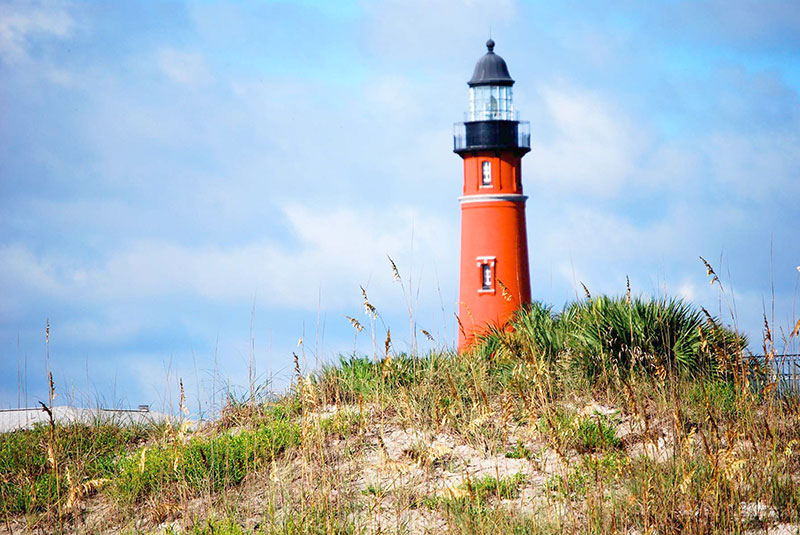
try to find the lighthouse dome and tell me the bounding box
[468,39,514,87]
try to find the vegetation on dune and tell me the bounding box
[1,291,798,535]
[0,421,151,516]
[114,411,300,504]
[478,296,748,380]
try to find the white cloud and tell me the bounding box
[676,280,698,301]
[157,48,212,86]
[528,83,648,196]
[707,131,800,200]
[363,0,515,64]
[59,314,150,346]
[638,143,704,188]
[0,204,458,313]
[0,1,73,64]
[0,245,64,318]
[528,202,750,301]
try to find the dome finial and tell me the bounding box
[468,37,513,86]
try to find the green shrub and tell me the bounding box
[511,302,566,362]
[767,470,800,522]
[575,413,621,453]
[477,295,746,383]
[686,378,740,420]
[466,472,527,500]
[536,407,576,448]
[316,353,426,403]
[186,510,357,535]
[505,441,533,460]
[549,451,623,499]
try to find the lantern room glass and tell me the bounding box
[469,85,514,121]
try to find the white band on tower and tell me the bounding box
[458,194,528,204]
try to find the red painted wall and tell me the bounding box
[457,151,531,350]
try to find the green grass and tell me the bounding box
[575,413,622,453]
[425,491,558,535]
[183,509,358,535]
[0,421,151,515]
[536,407,623,454]
[114,414,300,503]
[549,451,625,499]
[505,441,533,460]
[466,473,528,500]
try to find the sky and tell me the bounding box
[1,0,798,415]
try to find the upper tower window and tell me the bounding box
[481,161,492,186]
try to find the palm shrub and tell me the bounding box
[476,295,745,382]
[564,296,707,378]
[511,301,566,362]
[476,301,564,362]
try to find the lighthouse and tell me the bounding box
[454,39,532,350]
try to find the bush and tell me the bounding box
[477,295,746,382]
[574,413,621,453]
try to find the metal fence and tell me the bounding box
[758,354,800,394]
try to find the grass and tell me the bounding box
[505,441,532,460]
[465,473,528,500]
[1,292,798,534]
[114,413,300,503]
[0,420,152,516]
[574,412,622,453]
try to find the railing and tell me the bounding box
[767,354,800,393]
[453,120,530,152]
[453,122,466,150]
[518,121,531,149]
[464,110,521,122]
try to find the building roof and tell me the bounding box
[468,39,514,87]
[0,406,170,433]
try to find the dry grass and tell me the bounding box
[2,275,799,534]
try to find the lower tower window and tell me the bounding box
[476,256,496,293]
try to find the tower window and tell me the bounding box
[481,264,492,290]
[481,161,492,186]
[476,256,496,293]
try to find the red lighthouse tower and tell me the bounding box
[454,40,531,350]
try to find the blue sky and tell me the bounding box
[1,0,798,414]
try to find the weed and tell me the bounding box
[466,472,528,500]
[505,441,533,460]
[575,413,621,453]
